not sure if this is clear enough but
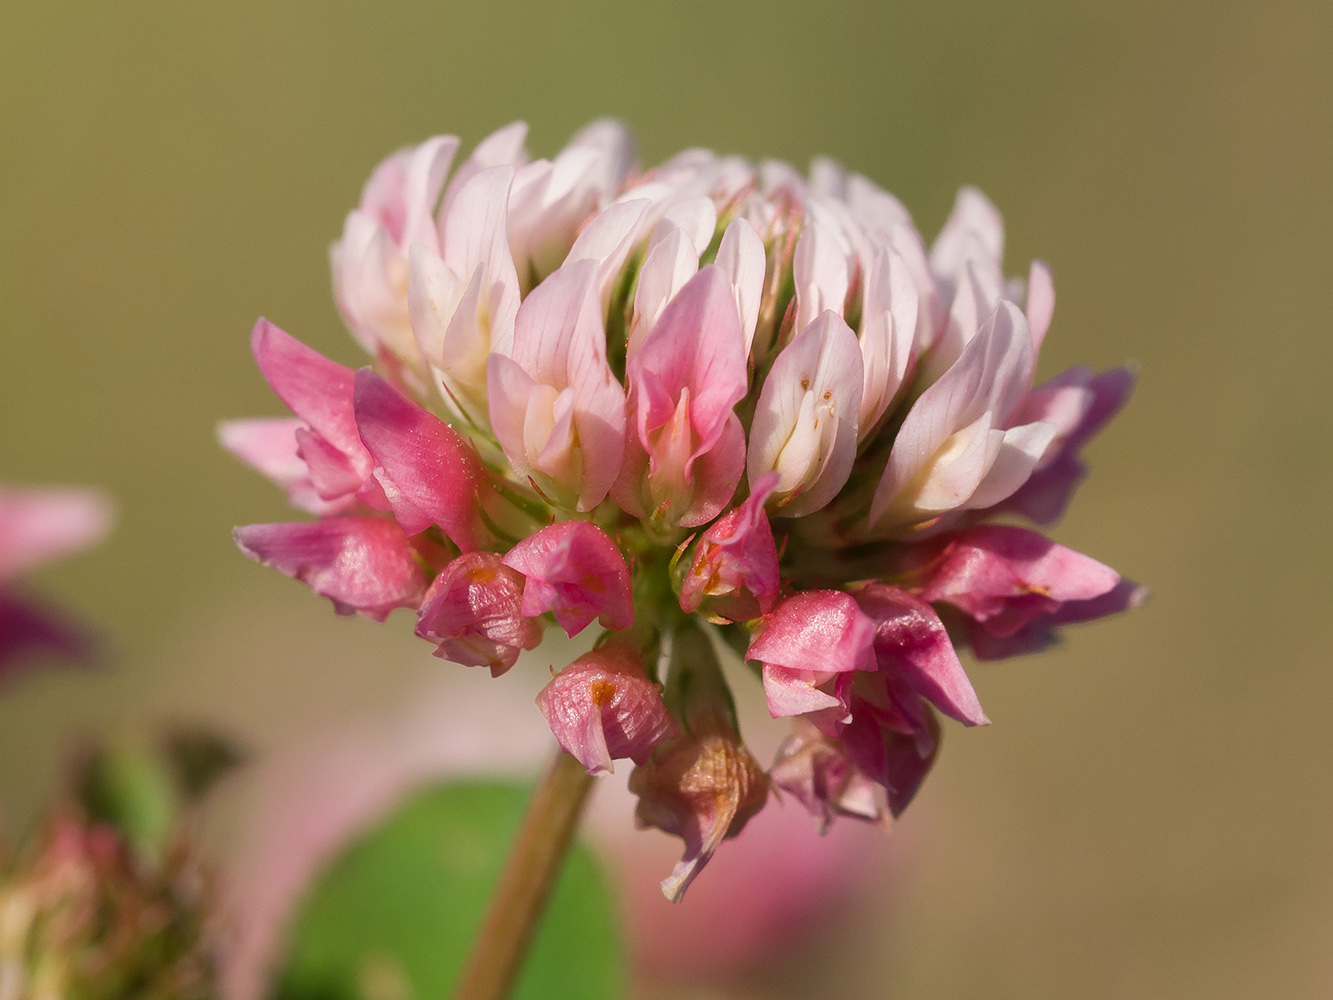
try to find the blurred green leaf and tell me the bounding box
[78,742,180,863]
[276,781,624,1000]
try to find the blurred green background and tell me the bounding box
[2,0,1331,996]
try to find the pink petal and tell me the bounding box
[854,584,987,726]
[870,300,1032,526]
[234,518,427,622]
[793,209,850,332]
[919,525,1122,635]
[499,262,626,511]
[217,418,307,487]
[842,705,940,818]
[629,225,699,362]
[352,369,486,550]
[747,590,877,675]
[678,472,781,619]
[615,266,748,527]
[536,644,677,774]
[1025,260,1055,355]
[929,186,1004,283]
[439,121,530,230]
[0,488,113,581]
[501,522,633,636]
[250,320,369,470]
[748,311,863,516]
[762,665,847,718]
[769,720,885,833]
[714,217,766,356]
[415,552,541,676]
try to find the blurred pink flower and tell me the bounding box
[0,485,112,679]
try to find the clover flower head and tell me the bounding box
[224,119,1143,898]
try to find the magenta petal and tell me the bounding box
[501,522,633,636]
[920,525,1121,636]
[1003,365,1136,524]
[678,472,781,619]
[747,590,877,675]
[0,587,100,681]
[415,552,541,676]
[250,320,367,465]
[966,578,1148,661]
[353,368,486,549]
[234,518,427,622]
[842,704,940,818]
[854,583,987,727]
[536,644,677,774]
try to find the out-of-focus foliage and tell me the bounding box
[276,781,623,1000]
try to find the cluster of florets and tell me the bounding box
[222,119,1141,899]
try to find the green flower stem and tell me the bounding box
[453,748,595,1000]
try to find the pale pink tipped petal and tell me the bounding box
[846,173,913,235]
[678,472,781,619]
[567,117,637,196]
[536,644,677,774]
[854,584,986,726]
[218,418,306,487]
[858,243,919,435]
[793,211,850,332]
[963,420,1058,511]
[486,352,540,478]
[398,135,460,251]
[917,261,1000,384]
[809,156,846,198]
[415,552,541,676]
[352,369,486,549]
[871,301,1032,528]
[566,198,652,301]
[439,121,530,225]
[714,217,766,356]
[747,590,877,676]
[1025,260,1055,355]
[234,519,427,622]
[748,311,863,517]
[501,522,633,636]
[659,196,718,256]
[500,261,626,511]
[0,488,114,581]
[439,166,519,340]
[630,225,700,361]
[929,186,1005,281]
[615,266,748,528]
[983,300,1036,421]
